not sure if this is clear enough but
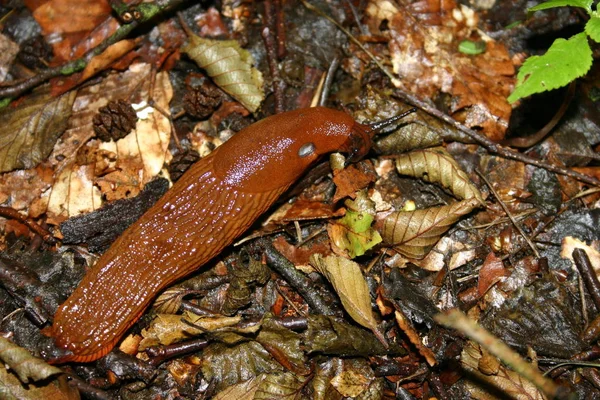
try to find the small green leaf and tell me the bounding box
[508,32,592,103]
[585,15,600,42]
[458,40,486,55]
[529,0,593,14]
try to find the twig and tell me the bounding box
[572,248,600,310]
[261,27,286,113]
[0,1,187,99]
[273,0,287,58]
[319,55,340,107]
[435,309,576,400]
[0,206,55,243]
[251,237,336,316]
[393,89,600,187]
[476,171,540,258]
[146,338,209,366]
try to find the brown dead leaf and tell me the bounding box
[46,163,101,223]
[139,313,241,350]
[365,0,514,140]
[309,254,384,344]
[561,236,600,279]
[43,64,172,222]
[332,161,377,202]
[394,310,437,366]
[26,0,116,62]
[395,147,484,203]
[80,39,137,82]
[478,252,509,297]
[0,89,76,173]
[377,197,480,259]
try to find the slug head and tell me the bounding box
[213,107,373,193]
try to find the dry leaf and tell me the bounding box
[80,39,137,82]
[26,0,116,62]
[309,254,383,342]
[44,64,173,223]
[0,90,76,173]
[152,288,191,314]
[182,34,264,112]
[395,147,483,203]
[365,1,514,140]
[139,313,241,349]
[0,33,19,82]
[0,337,62,383]
[213,374,267,400]
[378,197,480,259]
[462,341,546,400]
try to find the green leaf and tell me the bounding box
[330,191,382,258]
[458,40,486,55]
[508,32,592,103]
[529,0,593,14]
[585,15,600,42]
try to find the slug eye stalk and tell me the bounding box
[368,108,417,134]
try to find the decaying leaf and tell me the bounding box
[222,255,271,316]
[462,341,546,400]
[303,315,402,357]
[0,337,63,383]
[310,254,382,342]
[213,372,306,400]
[202,341,283,392]
[139,312,241,349]
[330,365,371,398]
[44,64,173,223]
[152,287,192,314]
[0,89,76,173]
[364,1,514,140]
[328,190,382,258]
[46,163,101,222]
[182,34,264,112]
[256,315,309,376]
[395,147,484,203]
[378,197,480,259]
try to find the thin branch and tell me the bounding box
[435,309,576,400]
[393,89,600,187]
[476,170,540,258]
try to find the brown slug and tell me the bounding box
[50,107,379,363]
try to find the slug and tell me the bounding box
[50,107,375,363]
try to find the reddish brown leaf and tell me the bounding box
[477,252,509,297]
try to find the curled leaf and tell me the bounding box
[395,147,484,203]
[0,89,76,173]
[310,254,384,343]
[182,35,264,112]
[377,197,480,259]
[152,288,189,314]
[0,337,62,383]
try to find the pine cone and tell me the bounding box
[18,35,53,70]
[183,82,223,119]
[93,100,138,142]
[168,149,200,182]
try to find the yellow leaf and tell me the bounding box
[310,254,384,343]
